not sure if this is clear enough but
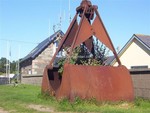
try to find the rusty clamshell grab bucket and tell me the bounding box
[42,0,134,101]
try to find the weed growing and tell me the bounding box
[0,84,150,113]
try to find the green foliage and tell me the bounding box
[10,60,18,73]
[57,96,150,113]
[0,84,150,113]
[57,39,107,75]
[93,38,106,63]
[81,58,101,66]
[0,72,4,75]
[134,97,150,108]
[0,57,7,74]
[57,58,66,74]
[0,57,19,74]
[58,47,81,74]
[69,46,81,64]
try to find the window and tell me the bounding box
[28,69,32,75]
[54,40,59,47]
[131,65,148,69]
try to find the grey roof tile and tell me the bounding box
[135,34,150,49]
[21,30,64,62]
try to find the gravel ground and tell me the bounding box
[0,108,9,113]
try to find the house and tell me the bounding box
[20,30,64,76]
[107,34,150,69]
[104,34,150,99]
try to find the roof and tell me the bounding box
[119,34,150,56]
[108,34,150,65]
[104,56,114,65]
[21,30,64,63]
[134,34,150,49]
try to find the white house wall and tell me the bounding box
[114,39,150,69]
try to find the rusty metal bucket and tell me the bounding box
[41,0,134,102]
[41,67,61,95]
[56,63,134,101]
[42,63,134,101]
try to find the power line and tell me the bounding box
[0,39,39,44]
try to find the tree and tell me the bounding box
[93,38,106,64]
[0,57,18,75]
[10,61,17,73]
[0,57,7,74]
[57,38,107,74]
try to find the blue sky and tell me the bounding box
[0,0,150,61]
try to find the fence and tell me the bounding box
[0,77,9,85]
[130,68,150,99]
[21,75,42,85]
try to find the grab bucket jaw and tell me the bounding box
[42,66,61,96]
[56,63,134,101]
[41,0,134,102]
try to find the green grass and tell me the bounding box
[0,84,150,113]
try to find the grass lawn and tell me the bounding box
[0,84,150,113]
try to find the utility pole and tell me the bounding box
[18,45,20,82]
[6,41,10,84]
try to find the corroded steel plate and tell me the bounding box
[56,63,134,101]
